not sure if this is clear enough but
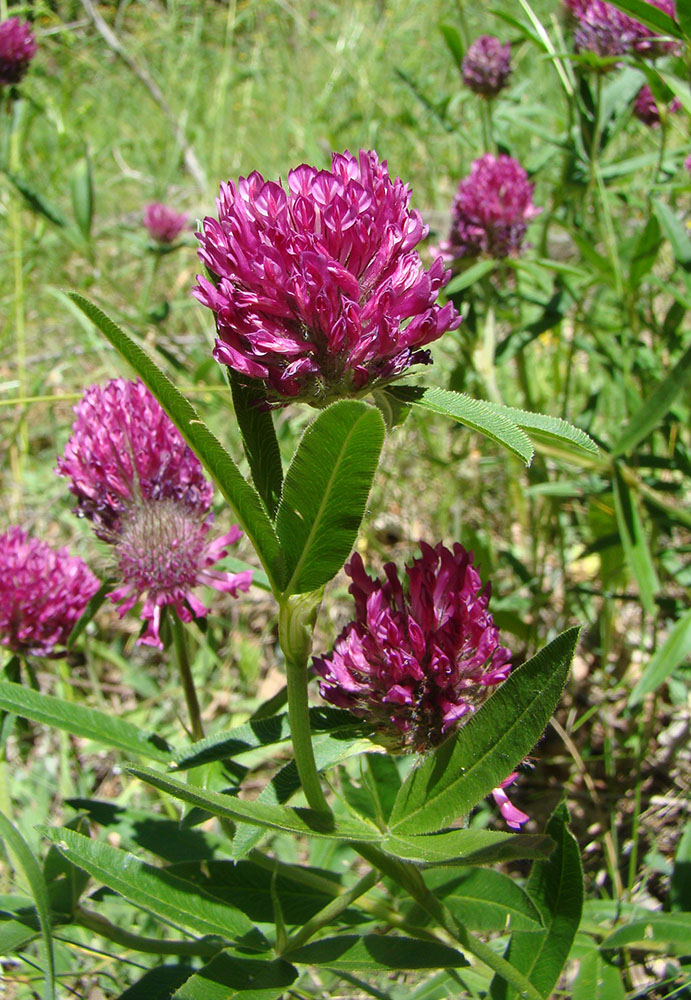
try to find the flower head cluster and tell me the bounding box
[633,83,681,126]
[313,542,527,828]
[144,202,188,244]
[0,527,99,657]
[462,36,512,97]
[194,149,460,404]
[565,0,679,59]
[56,379,250,647]
[438,154,541,262]
[0,17,37,86]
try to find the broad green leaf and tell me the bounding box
[612,466,659,617]
[628,609,691,706]
[602,912,691,953]
[572,949,625,1000]
[171,707,358,770]
[0,682,172,762]
[416,869,544,933]
[671,822,691,912]
[653,199,691,266]
[0,915,40,954]
[388,629,579,836]
[173,953,297,1000]
[118,965,196,1000]
[67,293,286,592]
[490,803,583,1000]
[606,0,681,37]
[285,934,468,970]
[229,374,282,518]
[42,827,257,941]
[275,401,385,595]
[128,765,381,842]
[389,386,534,465]
[70,154,93,241]
[612,342,691,457]
[488,404,598,460]
[0,811,55,1000]
[381,830,554,867]
[437,22,465,74]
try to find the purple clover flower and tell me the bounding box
[0,527,99,657]
[144,202,189,244]
[438,154,541,262]
[0,18,37,87]
[194,149,460,404]
[462,36,512,98]
[685,154,691,176]
[313,542,528,829]
[633,83,681,126]
[565,0,679,59]
[56,379,251,647]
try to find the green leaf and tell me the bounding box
[670,821,691,912]
[653,199,691,267]
[117,965,195,1000]
[444,259,497,295]
[285,934,468,970]
[605,0,681,38]
[572,949,625,1000]
[1,168,68,227]
[67,578,113,647]
[229,375,283,518]
[388,629,580,836]
[42,827,257,942]
[438,22,465,74]
[417,869,544,933]
[601,911,691,953]
[490,802,583,1000]
[0,810,55,1000]
[381,830,554,867]
[70,154,93,241]
[489,404,598,460]
[628,608,691,707]
[629,214,661,288]
[612,342,691,457]
[0,682,172,761]
[275,400,385,595]
[67,293,286,592]
[0,915,40,955]
[128,764,381,842]
[612,466,659,617]
[172,953,297,1000]
[389,386,534,465]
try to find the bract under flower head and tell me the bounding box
[110,502,251,647]
[438,154,541,262]
[565,0,679,59]
[0,18,37,87]
[633,83,681,126]
[0,527,99,657]
[144,202,188,244]
[56,378,213,537]
[462,36,512,97]
[194,149,461,404]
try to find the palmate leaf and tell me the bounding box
[388,629,579,836]
[67,293,286,592]
[172,953,297,1000]
[284,933,468,970]
[275,400,385,595]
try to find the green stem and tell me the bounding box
[281,869,380,955]
[74,906,222,958]
[8,99,27,517]
[171,613,204,742]
[279,594,329,812]
[479,99,493,153]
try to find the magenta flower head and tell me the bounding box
[56,379,251,647]
[144,202,188,244]
[193,149,461,405]
[685,154,691,176]
[462,36,512,98]
[633,83,681,126]
[313,542,528,828]
[0,527,99,657]
[439,154,541,262]
[0,17,37,87]
[565,0,679,59]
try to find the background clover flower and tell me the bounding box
[144,202,189,244]
[313,542,527,827]
[438,154,541,262]
[0,17,37,87]
[633,83,681,126]
[565,0,679,59]
[462,36,512,97]
[0,527,99,657]
[56,379,251,647]
[194,148,461,404]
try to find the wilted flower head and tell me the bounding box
[565,0,679,59]
[0,527,99,657]
[0,18,37,87]
[633,83,681,126]
[313,542,527,828]
[439,154,541,262]
[56,379,251,647]
[194,149,460,404]
[144,202,188,244]
[462,36,512,97]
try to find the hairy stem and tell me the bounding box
[281,869,380,955]
[74,906,222,958]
